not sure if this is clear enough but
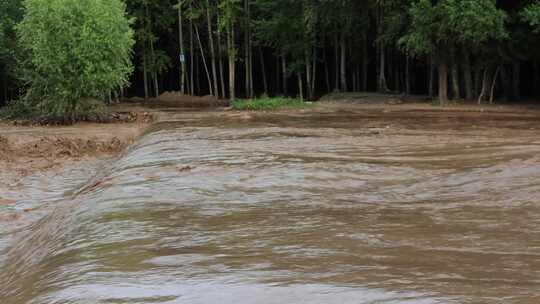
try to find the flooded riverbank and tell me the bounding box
[2,103,540,303]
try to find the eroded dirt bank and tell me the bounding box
[0,110,154,228]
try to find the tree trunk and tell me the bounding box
[489,66,501,104]
[438,62,449,106]
[227,15,235,100]
[462,49,473,100]
[405,55,411,95]
[178,0,186,94]
[311,47,317,98]
[474,63,482,98]
[334,35,339,91]
[282,55,287,95]
[305,51,312,100]
[450,63,459,100]
[512,62,520,101]
[207,2,218,97]
[259,47,268,95]
[352,68,357,92]
[244,0,252,98]
[189,1,194,95]
[478,67,490,104]
[428,55,434,97]
[323,43,331,92]
[217,14,226,99]
[297,72,304,101]
[362,36,368,92]
[142,44,149,100]
[340,33,347,92]
[450,48,460,100]
[195,26,213,96]
[378,43,389,92]
[2,72,7,104]
[500,65,511,101]
[148,24,159,97]
[393,55,399,92]
[534,61,540,98]
[376,4,389,93]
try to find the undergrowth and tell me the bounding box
[232,96,307,111]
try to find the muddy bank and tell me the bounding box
[0,120,149,176]
[0,110,154,230]
[125,91,230,108]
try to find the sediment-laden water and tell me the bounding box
[2,109,540,303]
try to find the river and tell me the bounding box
[2,107,540,303]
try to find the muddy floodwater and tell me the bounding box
[2,107,540,303]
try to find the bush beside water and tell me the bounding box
[232,97,307,111]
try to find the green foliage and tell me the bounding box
[0,0,23,79]
[232,96,306,111]
[522,2,540,32]
[15,0,134,121]
[401,0,507,58]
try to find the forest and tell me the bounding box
[1,0,540,118]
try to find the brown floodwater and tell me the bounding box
[2,107,540,303]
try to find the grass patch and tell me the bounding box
[232,97,307,111]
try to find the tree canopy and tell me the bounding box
[2,0,540,117]
[15,0,134,121]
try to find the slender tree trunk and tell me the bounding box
[500,65,511,101]
[362,36,368,91]
[474,63,482,97]
[428,55,435,97]
[323,43,331,92]
[393,55,399,92]
[340,33,347,92]
[438,62,449,106]
[2,72,7,103]
[259,47,268,95]
[378,43,389,92]
[178,0,186,94]
[377,4,389,93]
[450,47,460,100]
[150,40,159,97]
[311,47,317,97]
[142,45,149,100]
[405,55,411,95]
[512,62,520,101]
[227,14,235,100]
[305,51,312,100]
[334,35,339,91]
[189,1,194,95]
[244,0,251,98]
[195,52,200,94]
[478,67,490,104]
[352,68,357,92]
[194,26,213,96]
[282,55,287,95]
[534,61,540,98]
[462,49,473,100]
[217,14,226,99]
[490,66,501,104]
[207,2,218,97]
[297,72,304,101]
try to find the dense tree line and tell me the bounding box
[1,0,540,109]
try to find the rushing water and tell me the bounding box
[2,108,540,303]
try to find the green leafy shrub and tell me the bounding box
[14,0,134,122]
[232,97,306,111]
